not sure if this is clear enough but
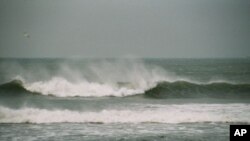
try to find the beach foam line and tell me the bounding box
[1,104,250,124]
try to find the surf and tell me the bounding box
[0,104,249,124]
[1,77,250,99]
[1,59,250,99]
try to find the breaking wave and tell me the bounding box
[0,78,250,98]
[0,104,249,123]
[0,77,157,97]
[0,59,172,97]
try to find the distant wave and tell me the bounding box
[0,104,249,123]
[1,77,250,98]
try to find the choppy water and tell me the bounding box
[0,58,250,140]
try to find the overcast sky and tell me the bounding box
[0,0,249,58]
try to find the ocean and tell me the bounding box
[0,58,250,141]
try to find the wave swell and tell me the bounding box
[145,81,250,98]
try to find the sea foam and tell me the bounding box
[0,104,249,124]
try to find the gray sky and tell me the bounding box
[0,0,250,58]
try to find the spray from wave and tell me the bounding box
[0,59,178,97]
[1,59,248,98]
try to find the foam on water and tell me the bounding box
[1,104,249,124]
[23,77,147,97]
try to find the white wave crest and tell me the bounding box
[1,104,250,124]
[9,60,233,97]
[22,77,148,97]
[12,60,176,97]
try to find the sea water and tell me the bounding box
[0,58,250,141]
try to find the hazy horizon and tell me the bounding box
[1,0,250,58]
